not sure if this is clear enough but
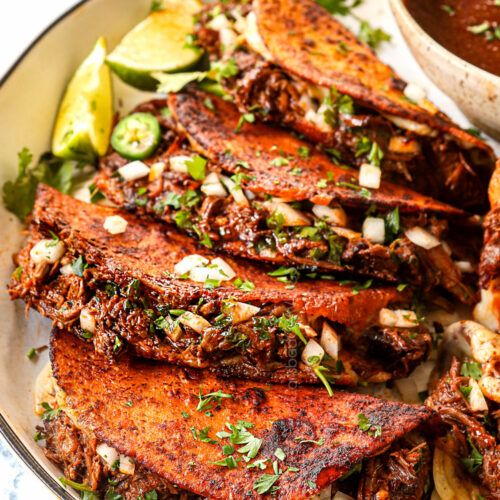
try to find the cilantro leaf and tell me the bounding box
[253,473,280,494]
[185,155,207,181]
[358,20,391,50]
[3,149,83,221]
[461,362,482,381]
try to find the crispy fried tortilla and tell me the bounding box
[254,0,484,148]
[50,327,432,499]
[10,185,432,386]
[193,0,495,211]
[96,98,478,304]
[170,91,465,218]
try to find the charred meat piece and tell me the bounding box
[426,358,500,498]
[9,185,431,386]
[192,0,495,211]
[46,328,432,499]
[97,95,477,303]
[357,435,432,500]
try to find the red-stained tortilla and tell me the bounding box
[51,328,431,499]
[170,91,467,218]
[254,0,492,154]
[26,185,407,332]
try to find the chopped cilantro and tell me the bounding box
[253,473,281,495]
[185,155,207,181]
[197,389,233,412]
[41,402,61,421]
[212,455,238,468]
[357,413,382,437]
[461,437,483,474]
[461,362,482,381]
[3,149,87,220]
[26,347,37,360]
[236,113,255,132]
[459,385,472,399]
[358,20,391,50]
[233,277,255,291]
[71,255,88,277]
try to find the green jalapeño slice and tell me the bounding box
[111,112,161,160]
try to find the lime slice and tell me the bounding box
[106,0,203,91]
[52,37,113,160]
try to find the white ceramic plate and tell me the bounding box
[0,0,499,497]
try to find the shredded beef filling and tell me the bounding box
[42,412,196,499]
[96,100,475,304]
[193,4,492,212]
[357,435,432,500]
[9,241,431,385]
[426,359,500,497]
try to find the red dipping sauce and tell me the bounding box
[405,0,500,77]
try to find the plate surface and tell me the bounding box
[0,0,498,497]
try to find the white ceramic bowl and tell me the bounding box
[0,1,152,497]
[390,0,500,141]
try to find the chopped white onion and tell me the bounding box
[379,308,418,328]
[163,316,183,341]
[304,104,333,132]
[358,164,381,189]
[473,288,500,332]
[173,254,209,276]
[301,339,325,366]
[362,217,385,244]
[395,377,420,404]
[169,155,191,174]
[408,360,436,392]
[243,12,273,60]
[385,115,435,136]
[119,455,135,475]
[455,261,474,273]
[226,301,261,324]
[187,259,236,283]
[468,379,488,412]
[201,172,228,197]
[149,161,165,181]
[207,13,231,31]
[405,227,440,250]
[179,311,211,334]
[312,205,347,227]
[220,175,249,207]
[30,239,66,265]
[211,257,237,281]
[96,443,119,468]
[118,161,150,181]
[79,308,96,334]
[404,83,427,104]
[103,215,128,235]
[59,263,74,276]
[219,28,238,50]
[264,201,310,226]
[320,322,340,359]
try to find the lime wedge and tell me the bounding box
[52,37,113,160]
[106,0,203,91]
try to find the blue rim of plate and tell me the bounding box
[0,2,87,498]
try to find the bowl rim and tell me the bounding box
[389,0,500,85]
[0,2,89,496]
